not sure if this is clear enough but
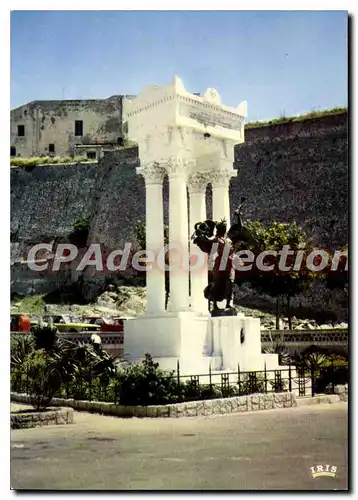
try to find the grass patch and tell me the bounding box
[246,106,347,129]
[12,294,45,315]
[10,156,94,167]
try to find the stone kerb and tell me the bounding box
[11,406,74,429]
[11,392,297,419]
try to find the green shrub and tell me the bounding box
[238,373,266,395]
[21,350,62,411]
[11,367,26,394]
[195,383,224,400]
[11,334,34,370]
[68,217,91,247]
[268,375,288,393]
[65,376,114,402]
[72,217,91,233]
[314,365,348,394]
[110,354,181,406]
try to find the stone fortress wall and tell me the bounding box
[11,111,348,320]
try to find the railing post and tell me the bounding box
[209,364,212,390]
[177,359,180,386]
[89,368,92,401]
[237,363,241,395]
[264,362,267,393]
[331,357,335,395]
[26,365,29,395]
[288,362,292,393]
[310,365,315,397]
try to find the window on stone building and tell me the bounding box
[87,151,96,159]
[10,146,16,157]
[49,143,55,153]
[18,125,25,137]
[75,120,83,136]
[117,137,124,146]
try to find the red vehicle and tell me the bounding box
[100,317,129,333]
[11,313,31,332]
[82,316,131,333]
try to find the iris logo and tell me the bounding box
[310,465,338,478]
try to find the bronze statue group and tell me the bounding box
[191,197,255,317]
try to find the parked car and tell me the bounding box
[100,316,133,333]
[10,313,31,332]
[82,315,133,333]
[42,314,101,333]
[82,316,107,326]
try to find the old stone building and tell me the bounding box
[10,95,136,158]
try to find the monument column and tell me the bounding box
[137,163,166,315]
[211,169,233,226]
[166,156,190,312]
[188,173,210,314]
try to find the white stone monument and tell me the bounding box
[122,76,283,376]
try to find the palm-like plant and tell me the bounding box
[91,349,117,380]
[11,334,34,370]
[31,325,59,352]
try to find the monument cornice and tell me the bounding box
[126,94,244,120]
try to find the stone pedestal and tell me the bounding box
[124,313,283,376]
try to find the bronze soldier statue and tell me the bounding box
[191,197,254,316]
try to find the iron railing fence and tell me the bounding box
[11,361,347,404]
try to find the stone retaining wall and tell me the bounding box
[11,391,296,418]
[11,407,74,429]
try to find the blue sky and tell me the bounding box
[11,10,348,121]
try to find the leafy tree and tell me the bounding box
[21,350,63,411]
[235,220,316,329]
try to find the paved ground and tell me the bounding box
[11,402,348,491]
